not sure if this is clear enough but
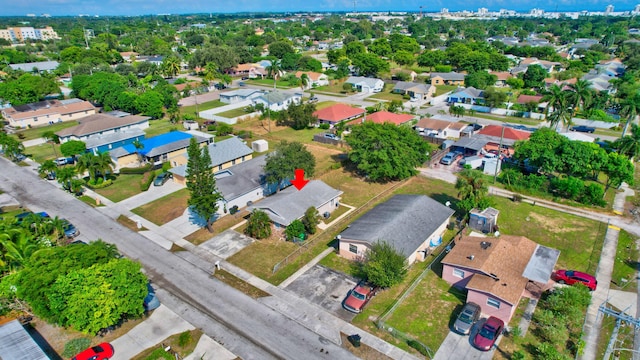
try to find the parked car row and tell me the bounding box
[13,211,80,239]
[453,302,505,351]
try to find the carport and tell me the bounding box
[451,136,490,157]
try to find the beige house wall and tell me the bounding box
[9,108,96,129]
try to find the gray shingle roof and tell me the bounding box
[250,180,343,226]
[216,156,266,201]
[255,91,296,104]
[9,60,59,72]
[169,137,253,177]
[452,135,491,151]
[430,72,465,81]
[346,76,383,88]
[393,81,431,93]
[339,195,454,258]
[0,320,49,360]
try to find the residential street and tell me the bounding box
[0,158,356,360]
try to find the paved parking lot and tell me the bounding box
[433,318,500,360]
[283,264,359,321]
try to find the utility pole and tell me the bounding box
[493,125,505,184]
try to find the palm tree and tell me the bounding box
[546,91,573,130]
[162,55,181,79]
[38,159,57,179]
[0,229,41,271]
[57,166,77,191]
[266,60,282,89]
[620,94,640,137]
[76,152,98,182]
[204,62,218,83]
[568,79,592,113]
[617,123,640,160]
[300,73,310,91]
[541,84,565,116]
[455,169,489,213]
[95,152,114,181]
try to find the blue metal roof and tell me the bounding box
[121,131,193,156]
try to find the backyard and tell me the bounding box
[178,99,225,117]
[13,121,78,142]
[368,83,405,102]
[144,119,180,137]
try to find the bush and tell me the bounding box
[319,123,330,130]
[237,130,253,139]
[140,171,156,192]
[119,164,153,174]
[215,123,234,136]
[551,176,584,201]
[285,220,306,241]
[580,183,606,206]
[62,338,91,358]
[406,339,430,356]
[84,179,113,189]
[162,162,171,172]
[402,94,411,100]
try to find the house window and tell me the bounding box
[218,165,223,171]
[232,159,236,165]
[453,269,465,278]
[487,298,501,309]
[241,156,245,161]
[349,244,358,254]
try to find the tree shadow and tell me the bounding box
[187,206,216,227]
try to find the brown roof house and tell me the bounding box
[2,98,96,129]
[56,113,150,154]
[442,235,559,323]
[313,103,365,125]
[338,195,454,265]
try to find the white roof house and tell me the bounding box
[345,76,384,93]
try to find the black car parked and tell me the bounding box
[570,125,596,133]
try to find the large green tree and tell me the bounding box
[60,140,86,158]
[603,152,634,192]
[346,122,430,182]
[0,73,60,106]
[47,259,148,334]
[264,141,316,191]
[455,169,491,213]
[186,138,222,231]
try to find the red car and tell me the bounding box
[72,342,114,360]
[473,316,504,351]
[342,282,377,313]
[552,269,597,291]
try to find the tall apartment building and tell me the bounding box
[0,26,59,43]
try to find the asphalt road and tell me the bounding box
[0,159,355,360]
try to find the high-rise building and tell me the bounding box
[605,4,614,14]
[0,26,59,43]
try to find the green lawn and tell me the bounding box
[610,230,639,292]
[24,143,61,163]
[131,188,190,225]
[315,101,340,110]
[94,173,145,203]
[434,85,459,97]
[13,121,78,142]
[246,78,294,89]
[466,113,541,126]
[179,99,226,116]
[368,84,405,102]
[216,107,253,119]
[144,119,180,137]
[314,82,353,95]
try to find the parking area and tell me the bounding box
[433,318,501,360]
[199,230,254,259]
[283,264,358,321]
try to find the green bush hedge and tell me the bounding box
[119,164,153,174]
[85,179,113,189]
[140,171,156,192]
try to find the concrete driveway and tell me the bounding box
[433,318,502,360]
[110,305,195,360]
[198,229,254,259]
[283,264,359,321]
[117,179,184,210]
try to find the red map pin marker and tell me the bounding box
[290,169,309,190]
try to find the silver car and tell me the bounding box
[454,302,481,335]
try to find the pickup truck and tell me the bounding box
[570,125,596,133]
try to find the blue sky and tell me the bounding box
[1,0,638,16]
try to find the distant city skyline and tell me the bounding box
[2,0,640,17]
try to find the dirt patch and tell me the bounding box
[527,213,581,233]
[340,332,393,360]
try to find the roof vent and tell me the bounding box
[467,255,474,260]
[480,241,492,250]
